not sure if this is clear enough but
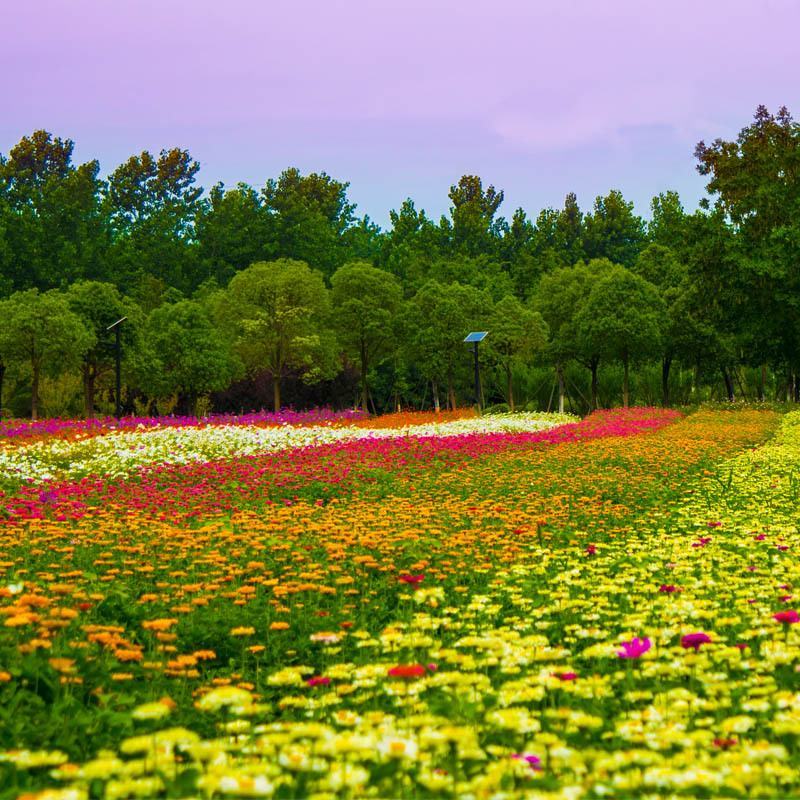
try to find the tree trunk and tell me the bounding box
[360,343,369,411]
[83,363,97,419]
[31,361,40,421]
[622,354,630,408]
[0,361,5,419]
[507,367,514,411]
[447,370,456,410]
[758,364,766,401]
[273,373,281,412]
[556,364,565,414]
[590,359,599,410]
[721,366,735,402]
[661,356,672,407]
[432,379,440,413]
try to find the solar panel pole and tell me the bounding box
[464,333,487,412]
[473,340,480,410]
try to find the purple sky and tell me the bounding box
[2,0,798,227]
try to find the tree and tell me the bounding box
[195,182,276,286]
[106,147,203,292]
[262,168,355,277]
[695,105,800,390]
[554,192,585,264]
[404,281,490,411]
[330,262,403,411]
[582,190,646,267]
[66,281,140,417]
[576,266,665,407]
[533,262,606,412]
[136,300,239,412]
[444,175,505,257]
[633,244,687,404]
[0,130,108,290]
[485,296,548,410]
[220,260,336,411]
[0,289,93,419]
[648,191,687,251]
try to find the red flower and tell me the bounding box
[398,574,424,585]
[306,676,331,687]
[585,544,597,556]
[388,664,427,678]
[713,737,737,750]
[659,584,679,594]
[774,610,800,625]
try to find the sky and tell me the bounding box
[2,0,799,228]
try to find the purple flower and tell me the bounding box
[617,636,651,659]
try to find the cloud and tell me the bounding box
[489,81,706,152]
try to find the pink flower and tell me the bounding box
[692,536,712,548]
[681,632,711,651]
[774,610,800,625]
[511,753,542,771]
[554,671,578,681]
[617,637,651,659]
[306,676,331,687]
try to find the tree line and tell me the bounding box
[0,105,797,419]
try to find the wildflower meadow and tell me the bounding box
[4,405,800,799]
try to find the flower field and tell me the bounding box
[4,405,800,799]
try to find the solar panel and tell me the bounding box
[463,331,488,343]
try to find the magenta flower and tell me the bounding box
[617,637,651,659]
[774,609,800,624]
[511,753,542,771]
[306,676,331,687]
[659,584,679,594]
[681,632,712,651]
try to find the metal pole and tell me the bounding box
[474,341,480,409]
[115,324,122,419]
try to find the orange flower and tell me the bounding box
[269,621,290,631]
[142,618,178,631]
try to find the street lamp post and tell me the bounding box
[106,317,127,419]
[464,331,488,410]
